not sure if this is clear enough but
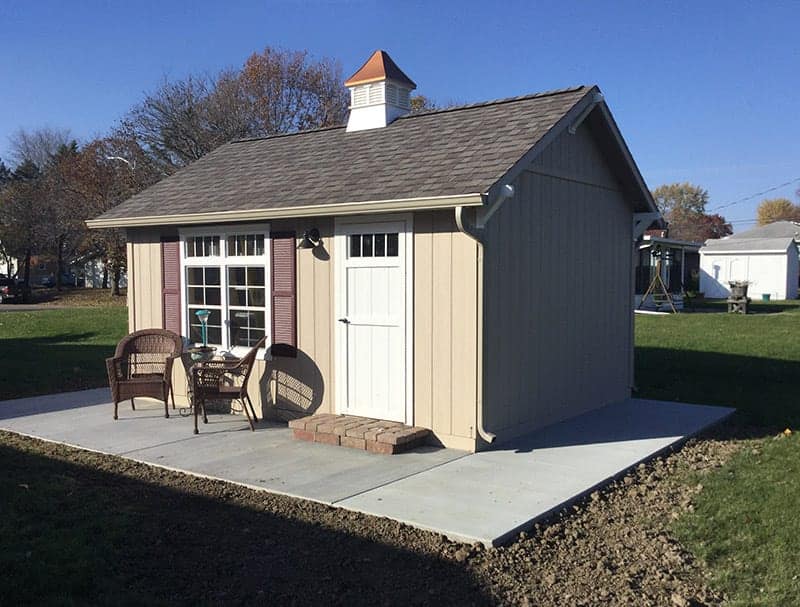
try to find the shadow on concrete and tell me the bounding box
[0,438,493,606]
[491,399,732,454]
[0,387,112,421]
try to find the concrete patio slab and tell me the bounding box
[0,390,732,546]
[339,399,734,545]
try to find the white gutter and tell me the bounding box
[86,193,483,229]
[455,204,495,445]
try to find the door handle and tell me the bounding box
[338,318,350,324]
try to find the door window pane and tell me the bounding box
[350,235,361,257]
[362,234,373,256]
[374,233,386,257]
[386,233,399,256]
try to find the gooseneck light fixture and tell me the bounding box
[297,228,321,250]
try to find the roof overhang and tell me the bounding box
[641,235,702,249]
[700,248,790,255]
[85,192,483,229]
[480,86,659,216]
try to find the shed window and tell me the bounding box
[349,233,399,258]
[180,226,271,353]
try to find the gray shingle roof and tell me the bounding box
[702,221,800,252]
[97,86,592,222]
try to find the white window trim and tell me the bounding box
[179,223,272,357]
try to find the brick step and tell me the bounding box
[288,414,431,455]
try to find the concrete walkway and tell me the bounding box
[0,389,732,546]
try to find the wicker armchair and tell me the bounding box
[192,336,266,434]
[106,329,183,420]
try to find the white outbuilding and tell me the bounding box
[699,221,800,300]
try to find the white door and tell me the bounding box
[335,217,412,423]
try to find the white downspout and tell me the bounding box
[455,204,496,445]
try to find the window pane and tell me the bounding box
[207,327,222,345]
[248,287,265,307]
[350,235,361,257]
[188,307,223,346]
[228,267,246,286]
[255,235,264,255]
[362,234,373,256]
[205,287,221,306]
[375,233,386,257]
[247,266,265,285]
[228,287,247,306]
[187,267,204,285]
[205,267,220,285]
[188,287,204,305]
[229,310,265,347]
[387,233,399,256]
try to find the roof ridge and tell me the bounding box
[231,85,592,145]
[398,85,593,119]
[232,123,346,144]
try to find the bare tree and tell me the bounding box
[239,48,348,134]
[123,47,349,172]
[8,127,72,169]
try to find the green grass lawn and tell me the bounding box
[636,300,800,606]
[636,299,800,428]
[0,308,128,399]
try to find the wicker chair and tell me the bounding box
[191,336,266,434]
[106,329,183,420]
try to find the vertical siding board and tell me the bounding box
[450,231,477,438]
[126,236,135,332]
[413,213,434,430]
[431,214,453,436]
[315,218,333,411]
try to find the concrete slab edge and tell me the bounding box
[486,405,736,547]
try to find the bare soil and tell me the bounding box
[0,426,746,606]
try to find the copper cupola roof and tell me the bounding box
[344,50,416,88]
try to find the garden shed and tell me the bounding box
[700,221,800,301]
[88,50,659,451]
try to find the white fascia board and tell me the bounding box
[86,193,483,229]
[700,249,788,255]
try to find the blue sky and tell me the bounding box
[1,0,798,229]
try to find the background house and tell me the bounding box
[700,221,800,300]
[635,232,700,310]
[88,51,659,451]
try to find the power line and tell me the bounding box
[708,176,800,211]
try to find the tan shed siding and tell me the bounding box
[265,217,334,420]
[483,123,633,439]
[414,211,479,448]
[127,228,164,331]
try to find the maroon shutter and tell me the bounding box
[271,231,297,357]
[161,237,182,336]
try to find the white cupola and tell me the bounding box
[345,50,417,132]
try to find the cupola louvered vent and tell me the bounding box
[352,86,368,107]
[368,83,384,104]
